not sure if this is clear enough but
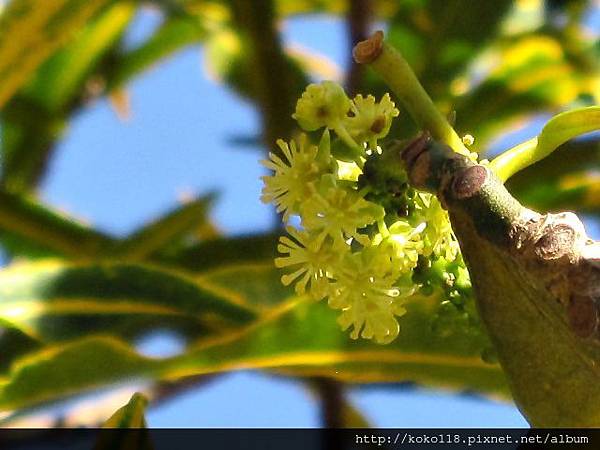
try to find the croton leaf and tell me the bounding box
[0,0,115,108]
[101,392,149,428]
[0,260,257,343]
[94,392,154,450]
[0,265,509,412]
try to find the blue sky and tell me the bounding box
[33,9,598,427]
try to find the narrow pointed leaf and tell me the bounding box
[95,393,154,449]
[114,193,217,261]
[491,106,600,181]
[0,260,257,342]
[507,138,600,214]
[101,392,148,428]
[0,189,114,259]
[24,1,136,112]
[0,0,114,108]
[0,337,155,410]
[507,138,600,206]
[163,233,278,272]
[1,2,135,193]
[536,106,600,160]
[198,263,290,310]
[0,258,508,412]
[454,36,598,146]
[0,294,509,412]
[168,299,507,396]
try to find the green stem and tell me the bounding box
[377,219,390,237]
[353,31,469,156]
[333,123,362,154]
[488,137,538,183]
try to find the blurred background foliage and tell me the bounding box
[0,0,598,427]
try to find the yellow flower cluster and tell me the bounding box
[261,82,462,344]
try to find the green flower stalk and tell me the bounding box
[352,30,469,156]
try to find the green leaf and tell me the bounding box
[24,1,136,112]
[537,106,600,159]
[0,0,115,108]
[454,34,598,146]
[169,298,506,396]
[514,171,600,213]
[0,260,257,343]
[0,329,40,374]
[114,193,217,261]
[0,274,508,412]
[101,392,148,428]
[95,393,154,449]
[0,188,114,259]
[491,106,600,181]
[0,337,156,410]
[0,97,67,193]
[0,2,135,193]
[0,189,217,261]
[507,138,600,213]
[162,232,278,272]
[389,0,512,84]
[198,263,290,311]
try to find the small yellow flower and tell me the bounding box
[275,227,345,300]
[372,220,425,276]
[345,93,399,149]
[337,301,402,344]
[336,160,362,182]
[293,82,364,154]
[415,193,460,261]
[301,179,385,248]
[293,81,351,131]
[261,135,328,220]
[328,250,413,344]
[462,134,475,146]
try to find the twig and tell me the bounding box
[312,377,344,429]
[311,377,345,449]
[345,0,373,95]
[230,0,297,152]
